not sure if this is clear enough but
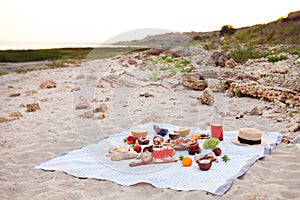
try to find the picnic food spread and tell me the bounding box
[105,125,270,171]
[34,122,282,195]
[106,124,234,170]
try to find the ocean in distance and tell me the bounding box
[0,41,122,50]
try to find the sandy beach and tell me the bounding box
[1,47,300,199]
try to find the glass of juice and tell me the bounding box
[210,124,223,141]
[153,146,164,162]
[163,145,173,158]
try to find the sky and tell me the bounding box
[0,0,299,44]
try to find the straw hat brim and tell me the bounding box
[231,138,267,146]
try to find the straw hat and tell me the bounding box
[231,128,267,146]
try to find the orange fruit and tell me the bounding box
[182,157,193,167]
[192,134,199,141]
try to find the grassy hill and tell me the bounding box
[189,11,300,63]
[224,10,300,45]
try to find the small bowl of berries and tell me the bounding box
[188,144,201,155]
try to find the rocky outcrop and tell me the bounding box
[180,73,207,90]
[211,51,228,67]
[227,81,300,107]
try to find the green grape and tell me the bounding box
[203,138,220,149]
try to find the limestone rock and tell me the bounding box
[96,112,105,119]
[0,117,8,123]
[249,106,263,115]
[293,135,300,144]
[274,99,287,113]
[181,73,207,91]
[96,83,106,88]
[71,87,81,92]
[127,59,138,65]
[75,101,90,110]
[40,98,48,103]
[197,88,214,105]
[198,69,219,79]
[227,81,300,107]
[170,46,193,57]
[10,92,21,97]
[211,51,228,67]
[25,90,38,96]
[207,78,225,92]
[139,93,154,98]
[39,80,57,89]
[262,110,280,118]
[144,48,164,56]
[81,111,94,118]
[26,103,41,112]
[9,111,23,118]
[225,58,238,68]
[287,117,300,132]
[94,103,108,113]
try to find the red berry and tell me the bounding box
[133,144,142,153]
[212,147,222,156]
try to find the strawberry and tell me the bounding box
[133,144,142,153]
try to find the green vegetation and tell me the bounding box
[0,47,148,63]
[223,19,300,45]
[291,110,300,114]
[0,46,149,75]
[0,48,89,62]
[150,55,195,81]
[227,44,299,64]
[193,35,202,41]
[220,25,236,36]
[0,71,9,76]
[192,11,300,64]
[230,46,262,63]
[234,89,242,97]
[267,55,288,62]
[13,68,36,73]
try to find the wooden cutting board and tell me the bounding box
[129,158,177,167]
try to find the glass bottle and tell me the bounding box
[210,106,224,141]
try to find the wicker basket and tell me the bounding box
[174,128,190,137]
[131,130,148,139]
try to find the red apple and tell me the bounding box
[212,147,222,156]
[126,136,136,145]
[133,144,142,153]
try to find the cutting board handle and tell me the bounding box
[129,158,177,167]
